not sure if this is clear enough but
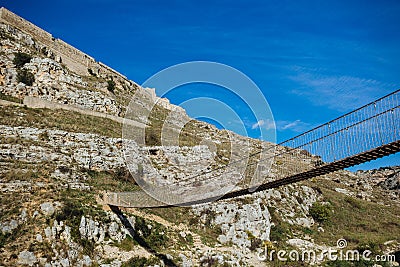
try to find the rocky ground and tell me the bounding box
[1,19,400,267]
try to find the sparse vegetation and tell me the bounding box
[270,223,291,243]
[0,105,123,138]
[107,79,116,93]
[13,52,32,68]
[55,200,95,255]
[144,105,205,147]
[186,233,194,244]
[146,206,189,226]
[268,206,291,243]
[116,236,136,251]
[84,169,139,192]
[324,259,391,267]
[303,179,400,251]
[344,196,363,210]
[134,215,168,249]
[0,92,23,103]
[247,230,262,251]
[309,202,332,224]
[0,232,10,249]
[53,190,113,256]
[17,69,35,86]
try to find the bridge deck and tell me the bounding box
[105,140,400,208]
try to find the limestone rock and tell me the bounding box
[193,197,271,251]
[81,255,92,266]
[18,251,37,266]
[179,253,192,267]
[59,258,70,267]
[79,216,87,237]
[0,219,19,234]
[36,234,43,242]
[379,171,400,190]
[40,202,55,216]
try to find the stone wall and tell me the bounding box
[0,7,52,44]
[0,7,129,81]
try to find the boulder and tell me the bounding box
[18,251,37,266]
[40,202,55,216]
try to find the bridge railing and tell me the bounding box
[274,89,399,178]
[179,89,399,186]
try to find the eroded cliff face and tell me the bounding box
[1,8,399,267]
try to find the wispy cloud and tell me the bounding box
[251,119,275,130]
[290,72,397,112]
[277,119,314,132]
[252,119,313,133]
[280,120,302,130]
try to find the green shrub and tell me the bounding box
[0,92,22,103]
[17,69,35,86]
[268,206,291,243]
[309,202,332,224]
[116,236,136,251]
[186,233,194,245]
[270,224,290,242]
[357,241,381,255]
[345,196,362,210]
[13,52,32,68]
[107,79,116,93]
[55,200,94,255]
[0,232,10,249]
[134,216,167,249]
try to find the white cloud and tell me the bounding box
[277,119,313,132]
[251,119,275,130]
[281,120,301,130]
[290,72,397,111]
[252,119,312,133]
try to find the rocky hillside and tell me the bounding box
[1,9,400,267]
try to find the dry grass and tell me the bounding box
[0,92,23,104]
[302,179,400,250]
[0,105,122,138]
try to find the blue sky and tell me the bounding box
[3,0,399,169]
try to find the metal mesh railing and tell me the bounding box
[274,89,399,177]
[175,89,400,188]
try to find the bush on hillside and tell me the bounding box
[309,202,332,224]
[17,69,35,86]
[107,79,116,93]
[13,52,32,68]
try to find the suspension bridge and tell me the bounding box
[105,89,400,207]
